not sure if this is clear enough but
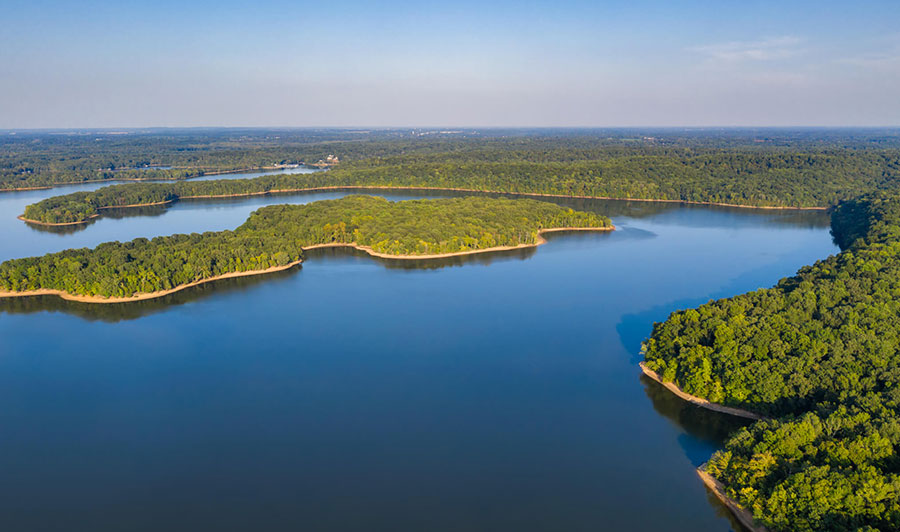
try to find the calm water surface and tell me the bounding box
[0,175,837,531]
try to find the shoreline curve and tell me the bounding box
[639,361,767,420]
[0,226,612,303]
[0,261,304,304]
[18,214,101,227]
[697,463,770,532]
[302,226,613,260]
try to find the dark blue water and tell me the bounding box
[0,176,837,531]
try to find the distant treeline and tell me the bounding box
[22,148,900,224]
[643,193,900,531]
[6,131,900,217]
[1,196,610,299]
[0,129,394,189]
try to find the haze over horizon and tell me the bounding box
[2,0,899,129]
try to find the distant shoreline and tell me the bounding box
[639,361,766,420]
[0,164,319,193]
[0,226,612,303]
[16,184,827,226]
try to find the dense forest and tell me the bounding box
[643,193,900,531]
[1,196,609,299]
[0,129,405,189]
[7,127,900,190]
[22,147,900,224]
[9,129,900,223]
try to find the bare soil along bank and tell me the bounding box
[302,226,614,260]
[0,226,612,303]
[697,463,770,532]
[0,261,303,304]
[18,214,100,227]
[639,362,767,420]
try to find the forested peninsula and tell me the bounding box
[642,193,900,531]
[0,196,611,302]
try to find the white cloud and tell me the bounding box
[839,53,900,72]
[836,36,900,74]
[689,36,803,63]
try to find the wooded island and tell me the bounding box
[0,196,611,301]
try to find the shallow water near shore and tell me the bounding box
[0,174,836,531]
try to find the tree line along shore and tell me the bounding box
[643,192,900,532]
[19,182,831,228]
[5,132,900,206]
[0,195,611,302]
[12,131,900,224]
[18,151,897,224]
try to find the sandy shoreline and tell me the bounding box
[98,200,176,210]
[640,362,772,529]
[0,226,612,303]
[0,261,303,304]
[697,463,769,532]
[302,226,613,260]
[16,184,827,226]
[18,214,101,226]
[639,362,766,420]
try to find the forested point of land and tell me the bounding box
[643,193,900,531]
[11,129,900,223]
[1,195,610,299]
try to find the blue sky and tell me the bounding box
[1,0,898,127]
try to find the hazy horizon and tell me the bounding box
[2,0,899,128]
[4,126,900,132]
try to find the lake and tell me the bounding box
[0,172,837,531]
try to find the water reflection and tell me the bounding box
[303,229,606,270]
[2,193,831,325]
[0,239,552,320]
[0,266,301,322]
[705,488,752,532]
[641,374,755,532]
[24,204,173,234]
[640,375,752,459]
[306,244,538,270]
